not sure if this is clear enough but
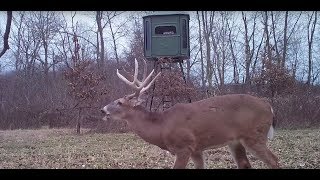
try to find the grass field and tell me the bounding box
[0,128,319,169]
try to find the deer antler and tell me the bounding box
[116,58,161,97]
[135,58,148,87]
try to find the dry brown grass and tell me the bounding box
[0,128,319,169]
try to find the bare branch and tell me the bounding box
[287,12,302,40]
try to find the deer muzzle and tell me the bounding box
[101,106,111,121]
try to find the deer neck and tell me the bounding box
[124,106,166,150]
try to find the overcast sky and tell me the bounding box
[0,11,192,71]
[1,11,319,84]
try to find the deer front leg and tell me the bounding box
[166,128,196,169]
[191,151,204,169]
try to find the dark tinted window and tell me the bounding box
[182,19,188,48]
[155,26,176,35]
[145,21,149,50]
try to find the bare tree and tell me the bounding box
[269,11,302,69]
[241,12,258,87]
[306,11,317,85]
[64,35,107,134]
[105,11,129,66]
[291,38,301,80]
[0,11,12,58]
[212,12,231,92]
[284,12,302,70]
[11,12,41,78]
[227,17,240,84]
[201,11,215,95]
[124,19,144,64]
[270,11,282,67]
[96,11,105,69]
[251,33,265,81]
[26,11,62,86]
[58,12,98,69]
[196,11,205,88]
[282,11,289,68]
[262,11,272,71]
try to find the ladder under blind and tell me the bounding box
[148,58,191,112]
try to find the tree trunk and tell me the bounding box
[43,37,50,94]
[201,11,214,94]
[0,11,12,58]
[76,108,82,134]
[242,11,256,90]
[96,31,100,64]
[307,11,317,86]
[307,42,312,85]
[264,11,272,68]
[242,12,251,86]
[197,11,205,89]
[52,51,56,79]
[282,11,288,69]
[96,11,105,70]
[229,39,239,84]
[252,34,264,80]
[186,57,190,83]
[270,11,281,67]
[227,19,239,84]
[107,13,119,66]
[292,52,298,80]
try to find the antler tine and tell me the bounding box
[133,58,139,85]
[116,69,137,90]
[142,58,147,82]
[117,58,160,97]
[125,92,138,99]
[134,58,148,87]
[116,58,144,95]
[140,72,161,94]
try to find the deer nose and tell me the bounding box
[100,109,105,114]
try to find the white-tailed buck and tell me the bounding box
[101,58,280,169]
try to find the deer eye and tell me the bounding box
[117,101,123,105]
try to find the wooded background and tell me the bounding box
[1,11,320,131]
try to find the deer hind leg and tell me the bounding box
[173,149,192,169]
[191,151,204,169]
[228,141,252,169]
[241,138,280,169]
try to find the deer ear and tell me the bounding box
[138,92,148,101]
[118,98,126,105]
[132,97,145,107]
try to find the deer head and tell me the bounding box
[101,58,161,121]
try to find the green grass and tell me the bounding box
[0,128,319,169]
